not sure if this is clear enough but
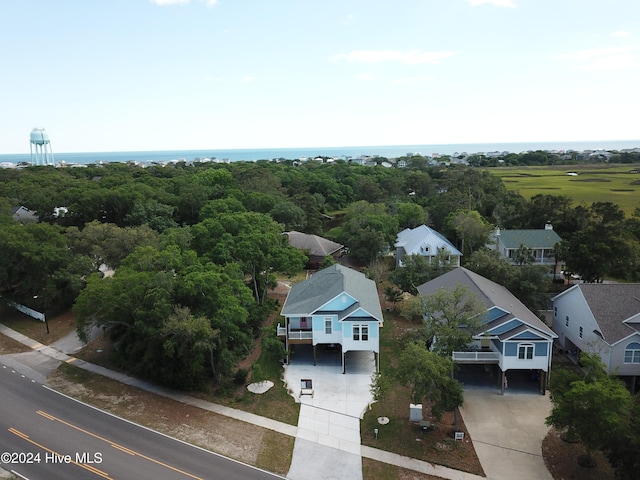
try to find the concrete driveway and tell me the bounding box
[283,346,375,480]
[459,389,554,480]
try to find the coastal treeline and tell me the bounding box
[0,159,639,388]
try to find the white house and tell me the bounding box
[418,267,557,394]
[395,225,462,268]
[552,283,640,390]
[278,264,383,373]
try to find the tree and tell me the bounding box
[513,243,535,265]
[546,353,632,467]
[390,254,430,294]
[370,371,392,414]
[66,220,159,269]
[191,212,306,303]
[395,202,425,229]
[73,245,256,388]
[420,284,486,357]
[446,209,492,256]
[603,393,640,480]
[339,201,399,264]
[384,285,403,310]
[397,342,463,420]
[160,306,220,389]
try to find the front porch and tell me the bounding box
[277,323,313,344]
[452,351,500,364]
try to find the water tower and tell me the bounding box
[30,128,55,166]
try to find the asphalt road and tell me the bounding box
[0,361,284,480]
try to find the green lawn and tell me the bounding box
[488,164,640,216]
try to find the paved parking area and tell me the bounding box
[283,346,375,480]
[459,389,554,480]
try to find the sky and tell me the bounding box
[1,0,639,153]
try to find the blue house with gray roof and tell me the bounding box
[278,264,383,373]
[417,267,557,394]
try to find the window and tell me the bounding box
[353,325,369,341]
[325,318,332,335]
[518,344,534,360]
[624,342,640,364]
[565,315,569,327]
[554,306,557,318]
[579,326,583,338]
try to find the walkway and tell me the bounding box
[0,324,486,480]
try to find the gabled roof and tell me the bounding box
[417,267,556,340]
[11,205,39,223]
[281,264,383,322]
[395,225,462,257]
[497,229,562,249]
[553,284,640,345]
[284,231,343,258]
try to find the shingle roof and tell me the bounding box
[284,231,343,258]
[497,229,562,249]
[395,225,462,257]
[281,264,383,322]
[417,267,556,338]
[561,284,640,344]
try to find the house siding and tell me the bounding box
[553,287,604,353]
[320,293,357,312]
[311,315,342,345]
[611,335,640,376]
[342,321,379,353]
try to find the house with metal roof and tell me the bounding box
[490,224,562,276]
[552,283,640,390]
[417,267,557,394]
[394,225,462,267]
[278,264,383,373]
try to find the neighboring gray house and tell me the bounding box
[418,267,557,394]
[552,283,640,390]
[278,264,383,373]
[11,206,38,223]
[394,225,462,267]
[489,224,562,276]
[283,231,343,266]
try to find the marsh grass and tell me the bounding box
[490,164,640,216]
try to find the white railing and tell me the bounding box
[452,351,500,363]
[276,324,313,340]
[288,331,313,341]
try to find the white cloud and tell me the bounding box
[331,49,455,65]
[356,73,375,81]
[556,46,639,72]
[468,0,516,7]
[611,30,631,38]
[241,75,256,84]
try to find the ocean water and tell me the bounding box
[1,140,639,166]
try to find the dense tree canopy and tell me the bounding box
[1,156,640,389]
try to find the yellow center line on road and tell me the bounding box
[35,410,203,480]
[8,427,112,479]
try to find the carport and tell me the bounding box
[455,364,546,394]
